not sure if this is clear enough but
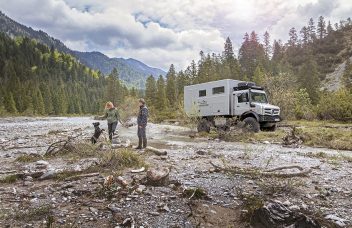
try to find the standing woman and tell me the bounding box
[100,102,122,141]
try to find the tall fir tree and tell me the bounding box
[298,57,320,104]
[165,64,177,107]
[263,31,271,57]
[155,75,167,111]
[4,92,17,113]
[145,75,157,107]
[317,16,327,39]
[308,18,316,42]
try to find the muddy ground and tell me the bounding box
[0,117,351,227]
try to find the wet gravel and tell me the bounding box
[0,117,351,227]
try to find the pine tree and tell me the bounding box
[145,75,157,107]
[223,37,241,79]
[308,18,316,42]
[106,68,120,105]
[317,16,327,39]
[165,64,177,107]
[300,26,309,45]
[176,70,188,99]
[288,27,298,47]
[53,87,67,115]
[253,65,265,86]
[32,88,45,115]
[4,92,18,113]
[155,76,167,111]
[40,84,53,114]
[343,58,352,89]
[298,57,320,104]
[327,21,333,34]
[263,31,271,57]
[239,31,266,79]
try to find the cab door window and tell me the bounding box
[238,93,249,103]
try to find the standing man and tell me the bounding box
[136,98,148,149]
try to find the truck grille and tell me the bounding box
[264,108,280,116]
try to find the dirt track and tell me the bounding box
[0,117,351,227]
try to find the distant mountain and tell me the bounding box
[73,51,166,88]
[0,11,166,88]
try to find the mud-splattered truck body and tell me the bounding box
[184,79,281,132]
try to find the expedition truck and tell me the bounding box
[184,79,281,133]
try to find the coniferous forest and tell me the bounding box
[1,16,352,121]
[145,16,352,121]
[0,33,130,116]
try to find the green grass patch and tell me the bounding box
[53,170,83,181]
[297,127,352,150]
[216,129,286,144]
[15,154,42,163]
[0,174,19,184]
[98,148,147,171]
[13,205,52,222]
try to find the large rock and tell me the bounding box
[250,201,321,228]
[146,167,170,186]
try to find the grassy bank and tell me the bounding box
[205,120,352,151]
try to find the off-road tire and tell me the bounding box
[197,119,211,133]
[243,117,260,133]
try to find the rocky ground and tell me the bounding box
[0,117,351,227]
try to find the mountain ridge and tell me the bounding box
[0,11,166,88]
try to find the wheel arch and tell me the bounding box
[240,111,259,122]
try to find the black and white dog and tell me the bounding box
[91,122,104,144]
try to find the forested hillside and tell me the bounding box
[0,11,165,88]
[0,33,131,116]
[145,16,352,121]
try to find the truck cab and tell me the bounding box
[233,87,280,131]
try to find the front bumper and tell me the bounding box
[259,115,281,122]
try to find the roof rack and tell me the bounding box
[233,82,264,91]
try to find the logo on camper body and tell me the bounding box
[198,100,208,106]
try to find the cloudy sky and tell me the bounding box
[1,0,352,70]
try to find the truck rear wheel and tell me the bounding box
[197,119,211,133]
[243,117,260,133]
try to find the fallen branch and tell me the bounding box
[45,134,82,156]
[64,172,100,181]
[263,165,311,178]
[210,162,311,178]
[4,145,46,151]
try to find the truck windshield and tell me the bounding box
[251,92,267,103]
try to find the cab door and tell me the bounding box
[233,91,250,116]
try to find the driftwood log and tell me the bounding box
[210,162,311,178]
[145,146,167,156]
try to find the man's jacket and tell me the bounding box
[137,105,148,127]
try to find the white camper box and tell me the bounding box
[184,79,246,117]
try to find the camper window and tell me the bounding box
[212,86,225,94]
[199,90,206,97]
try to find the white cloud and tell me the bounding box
[1,0,351,70]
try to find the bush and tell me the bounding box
[316,89,352,120]
[264,73,297,120]
[294,89,316,120]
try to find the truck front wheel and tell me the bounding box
[197,119,211,133]
[243,117,260,133]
